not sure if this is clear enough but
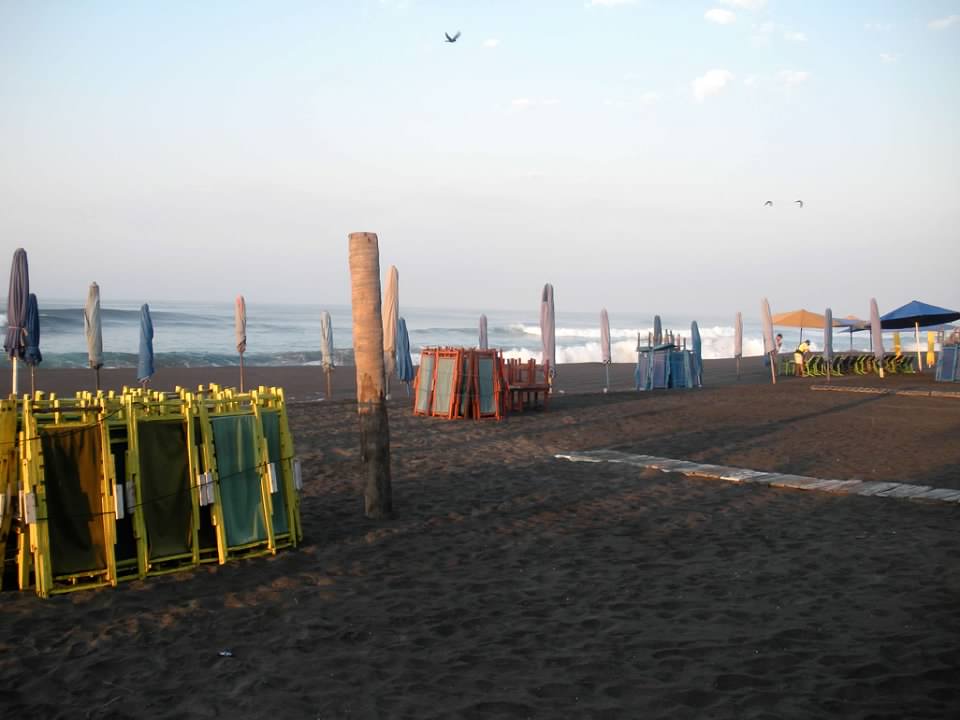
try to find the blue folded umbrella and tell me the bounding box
[137,303,155,383]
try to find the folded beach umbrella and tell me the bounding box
[4,248,29,395]
[396,317,414,393]
[235,295,246,391]
[382,266,399,386]
[479,314,488,350]
[540,283,556,380]
[653,315,662,346]
[320,310,334,399]
[823,307,833,382]
[84,282,103,390]
[137,303,154,386]
[880,300,960,372]
[734,311,743,379]
[691,321,702,386]
[600,308,611,392]
[761,297,776,385]
[870,298,885,378]
[24,293,41,394]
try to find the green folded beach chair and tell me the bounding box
[124,392,212,576]
[196,397,276,563]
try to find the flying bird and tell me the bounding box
[445,31,461,43]
[795,200,804,208]
[763,200,773,207]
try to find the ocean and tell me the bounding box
[2,301,877,369]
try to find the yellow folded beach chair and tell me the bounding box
[0,398,19,591]
[18,394,119,598]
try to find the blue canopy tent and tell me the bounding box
[880,300,960,371]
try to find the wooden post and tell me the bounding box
[325,368,333,401]
[348,232,393,519]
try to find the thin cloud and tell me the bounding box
[779,70,810,87]
[864,21,893,32]
[482,38,500,49]
[784,30,807,42]
[587,0,636,6]
[720,0,765,9]
[511,98,559,110]
[705,9,736,25]
[929,15,959,30]
[692,69,735,102]
[879,53,898,64]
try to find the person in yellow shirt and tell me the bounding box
[794,339,811,376]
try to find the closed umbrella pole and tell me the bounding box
[24,292,41,395]
[734,311,743,380]
[870,298,884,378]
[235,295,247,392]
[320,310,334,400]
[382,265,399,399]
[84,282,104,391]
[540,283,556,383]
[600,308,611,392]
[824,307,833,383]
[396,317,415,396]
[761,297,776,385]
[4,248,29,396]
[691,320,702,387]
[137,303,155,388]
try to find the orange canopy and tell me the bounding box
[772,309,829,329]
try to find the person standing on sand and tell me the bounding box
[775,333,783,354]
[794,338,811,376]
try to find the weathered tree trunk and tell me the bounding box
[348,232,393,519]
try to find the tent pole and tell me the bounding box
[95,367,100,392]
[914,321,922,371]
[30,366,35,395]
[325,368,333,400]
[769,351,777,384]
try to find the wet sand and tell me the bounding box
[1,359,959,718]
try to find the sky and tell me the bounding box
[1,0,958,318]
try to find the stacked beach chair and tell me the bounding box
[414,347,512,419]
[1,385,302,598]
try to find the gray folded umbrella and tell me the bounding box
[540,284,556,379]
[479,314,488,350]
[4,249,29,394]
[761,297,776,384]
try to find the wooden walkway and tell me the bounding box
[810,384,960,399]
[555,450,960,504]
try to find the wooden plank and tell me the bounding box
[855,482,902,496]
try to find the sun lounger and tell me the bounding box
[19,396,118,597]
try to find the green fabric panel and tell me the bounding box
[138,420,194,560]
[111,440,138,564]
[40,426,107,577]
[260,410,289,536]
[415,354,434,413]
[478,357,496,415]
[433,356,456,415]
[211,415,266,547]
